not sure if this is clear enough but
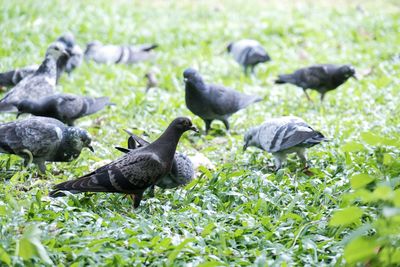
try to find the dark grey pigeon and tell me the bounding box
[0,42,69,112]
[183,68,262,133]
[243,116,327,170]
[49,117,198,209]
[84,41,158,64]
[16,94,112,126]
[0,65,38,88]
[115,130,194,196]
[0,116,93,173]
[227,39,271,75]
[275,64,356,101]
[57,32,83,74]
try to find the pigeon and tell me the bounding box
[227,39,271,75]
[0,42,69,112]
[57,33,83,74]
[49,117,198,208]
[0,65,38,88]
[0,116,93,173]
[145,71,158,92]
[84,41,158,64]
[243,116,327,170]
[275,64,356,101]
[16,94,112,126]
[115,130,194,195]
[183,68,262,133]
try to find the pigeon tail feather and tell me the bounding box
[275,74,296,84]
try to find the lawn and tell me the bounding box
[0,0,399,266]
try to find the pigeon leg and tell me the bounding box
[273,153,286,171]
[244,66,249,75]
[302,88,313,102]
[148,185,155,198]
[37,161,47,174]
[222,119,230,131]
[204,119,212,134]
[320,92,326,102]
[21,149,33,167]
[250,65,255,75]
[296,149,308,168]
[133,191,144,209]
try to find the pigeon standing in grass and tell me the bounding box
[115,130,194,196]
[0,42,69,112]
[243,116,327,170]
[49,117,198,209]
[275,64,356,101]
[0,116,93,173]
[57,32,83,74]
[84,41,158,64]
[227,39,271,75]
[16,94,112,126]
[184,68,262,133]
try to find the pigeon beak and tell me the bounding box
[243,142,249,152]
[352,74,358,80]
[64,49,72,57]
[183,78,188,83]
[87,145,95,152]
[190,126,199,133]
[16,112,23,118]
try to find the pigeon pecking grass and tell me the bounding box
[84,41,158,64]
[0,116,93,173]
[183,68,262,134]
[227,39,271,75]
[243,116,328,170]
[0,42,69,112]
[275,64,356,101]
[49,117,198,209]
[16,93,112,126]
[115,130,195,197]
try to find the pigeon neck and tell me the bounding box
[55,130,82,161]
[36,56,58,78]
[151,126,184,162]
[56,54,69,82]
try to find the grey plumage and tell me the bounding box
[183,68,262,133]
[145,71,158,92]
[0,65,38,88]
[227,39,271,75]
[0,116,93,173]
[115,130,194,191]
[243,116,327,170]
[0,42,68,112]
[275,64,356,101]
[84,41,158,64]
[57,33,83,74]
[49,117,197,208]
[16,94,112,126]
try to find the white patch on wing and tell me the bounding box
[108,170,124,191]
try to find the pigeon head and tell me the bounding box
[46,42,69,60]
[338,65,356,80]
[57,32,75,48]
[243,127,259,151]
[226,42,233,53]
[183,68,204,88]
[65,128,94,153]
[169,117,198,133]
[16,100,38,117]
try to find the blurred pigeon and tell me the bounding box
[57,32,83,74]
[145,71,158,92]
[0,65,38,88]
[49,117,198,208]
[115,130,194,195]
[84,41,158,64]
[243,116,327,170]
[183,68,262,133]
[0,116,93,173]
[16,94,112,126]
[0,42,68,112]
[227,39,271,75]
[275,64,356,101]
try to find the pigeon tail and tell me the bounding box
[303,131,329,146]
[140,44,158,52]
[0,71,14,87]
[238,94,263,109]
[84,97,112,116]
[0,101,17,112]
[275,74,296,84]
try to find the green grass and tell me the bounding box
[0,0,400,266]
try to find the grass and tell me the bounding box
[0,0,400,266]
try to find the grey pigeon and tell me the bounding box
[115,130,194,195]
[275,64,356,101]
[183,68,262,133]
[57,33,83,74]
[0,65,38,88]
[16,94,112,126]
[84,41,158,64]
[243,116,327,170]
[145,71,158,92]
[227,39,271,75]
[0,116,93,173]
[0,42,69,112]
[49,117,198,208]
